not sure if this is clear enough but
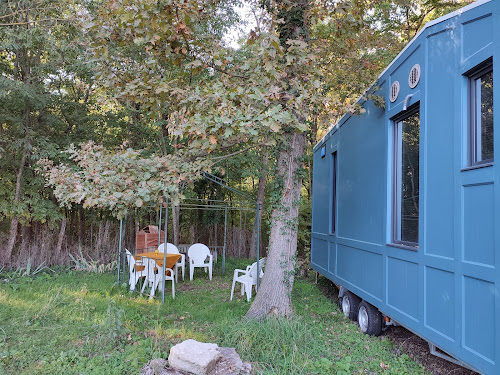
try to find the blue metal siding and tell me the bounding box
[424,26,456,260]
[492,0,500,370]
[311,1,498,373]
[337,100,386,245]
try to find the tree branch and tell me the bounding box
[0,18,72,26]
[212,143,268,163]
[0,5,57,20]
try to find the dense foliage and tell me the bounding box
[0,0,471,276]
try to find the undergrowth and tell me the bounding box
[0,258,426,374]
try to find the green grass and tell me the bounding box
[0,259,426,374]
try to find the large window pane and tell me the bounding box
[469,61,493,165]
[477,70,494,162]
[394,110,420,246]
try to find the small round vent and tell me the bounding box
[408,64,421,88]
[390,81,400,103]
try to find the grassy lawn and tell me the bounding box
[0,258,426,375]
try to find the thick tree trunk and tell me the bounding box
[246,131,307,319]
[246,0,310,319]
[249,152,268,259]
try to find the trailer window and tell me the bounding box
[393,106,420,247]
[468,59,493,166]
[331,151,337,235]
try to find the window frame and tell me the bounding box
[391,104,420,249]
[467,59,493,167]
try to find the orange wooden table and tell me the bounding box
[135,252,181,271]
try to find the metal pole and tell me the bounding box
[158,205,162,248]
[117,218,123,285]
[256,202,260,291]
[162,198,169,304]
[223,206,227,274]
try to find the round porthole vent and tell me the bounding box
[390,81,400,103]
[408,64,421,88]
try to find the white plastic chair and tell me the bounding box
[140,257,175,299]
[158,243,185,282]
[230,258,266,302]
[188,243,213,281]
[125,249,146,291]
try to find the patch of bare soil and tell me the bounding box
[175,280,231,293]
[316,277,479,375]
[386,326,477,375]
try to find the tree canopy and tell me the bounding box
[1,0,471,316]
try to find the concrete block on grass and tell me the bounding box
[169,339,221,375]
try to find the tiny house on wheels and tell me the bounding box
[311,1,499,374]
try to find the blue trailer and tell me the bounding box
[311,1,499,373]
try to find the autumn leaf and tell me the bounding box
[270,123,281,132]
[209,135,217,145]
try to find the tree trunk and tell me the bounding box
[77,206,84,245]
[246,131,307,320]
[55,217,67,260]
[249,152,268,259]
[103,220,111,248]
[238,207,242,257]
[20,223,30,258]
[246,0,310,319]
[4,139,30,265]
[190,225,195,244]
[96,219,105,251]
[4,218,19,266]
[127,218,134,250]
[172,204,180,245]
[214,223,218,248]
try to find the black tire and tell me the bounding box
[357,300,382,336]
[340,291,361,321]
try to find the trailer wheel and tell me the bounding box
[357,301,382,336]
[341,291,361,320]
